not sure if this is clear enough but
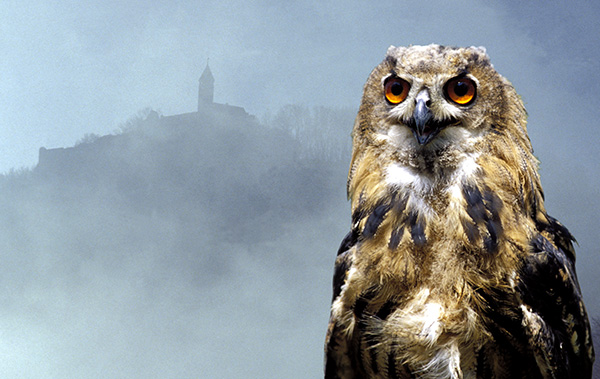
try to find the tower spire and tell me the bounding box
[198,59,214,111]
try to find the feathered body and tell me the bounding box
[325,45,594,378]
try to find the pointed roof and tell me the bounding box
[199,60,214,83]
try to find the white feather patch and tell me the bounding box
[385,164,432,193]
[419,343,462,379]
[520,304,543,333]
[386,164,417,187]
[456,153,480,178]
[419,303,444,345]
[447,152,481,202]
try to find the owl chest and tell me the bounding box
[350,287,483,379]
[355,156,511,278]
[355,184,477,284]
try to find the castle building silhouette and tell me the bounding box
[37,61,254,172]
[189,60,248,118]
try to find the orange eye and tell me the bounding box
[445,76,476,105]
[384,77,410,104]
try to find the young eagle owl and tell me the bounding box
[325,45,594,378]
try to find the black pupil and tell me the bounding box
[454,80,469,97]
[391,82,404,96]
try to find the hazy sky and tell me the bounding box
[2,1,597,172]
[1,1,599,377]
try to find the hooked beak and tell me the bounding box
[409,90,442,145]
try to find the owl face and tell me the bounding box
[357,45,509,156]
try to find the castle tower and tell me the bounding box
[198,60,214,111]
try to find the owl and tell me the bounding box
[324,45,594,378]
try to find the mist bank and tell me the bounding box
[0,105,352,377]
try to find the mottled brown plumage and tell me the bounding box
[325,45,594,378]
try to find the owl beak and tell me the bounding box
[411,90,436,145]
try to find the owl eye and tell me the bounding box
[445,76,476,105]
[384,77,410,104]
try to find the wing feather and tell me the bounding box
[325,232,356,379]
[517,217,594,377]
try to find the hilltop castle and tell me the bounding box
[192,61,249,117]
[37,61,255,172]
[156,61,251,127]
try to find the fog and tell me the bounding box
[0,1,598,377]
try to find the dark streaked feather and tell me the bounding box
[407,210,426,246]
[363,203,392,238]
[517,230,594,378]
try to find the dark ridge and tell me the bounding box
[386,345,415,379]
[483,222,500,254]
[351,192,368,225]
[387,192,408,249]
[528,181,539,221]
[325,328,342,379]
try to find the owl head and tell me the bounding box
[351,44,530,169]
[348,44,543,217]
